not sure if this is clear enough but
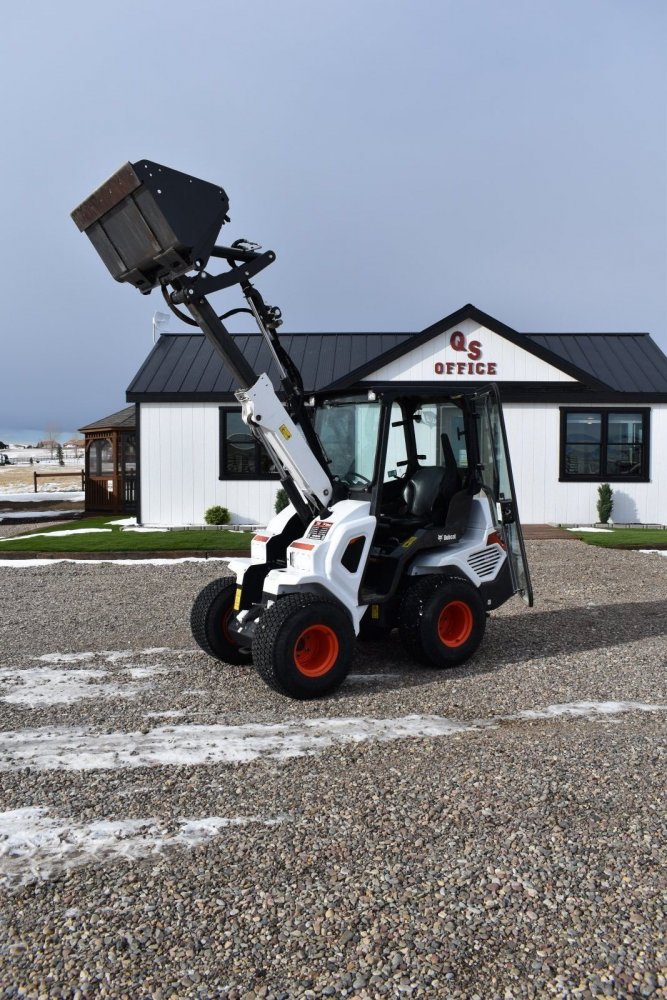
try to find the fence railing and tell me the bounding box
[34,470,85,492]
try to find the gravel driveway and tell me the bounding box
[0,541,665,999]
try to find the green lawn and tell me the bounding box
[0,516,251,553]
[569,527,667,549]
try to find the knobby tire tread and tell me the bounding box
[190,577,251,665]
[399,574,484,668]
[253,592,353,699]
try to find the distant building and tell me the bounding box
[126,304,667,527]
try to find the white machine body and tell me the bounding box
[228,490,507,633]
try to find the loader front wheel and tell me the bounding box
[399,575,485,669]
[253,593,355,699]
[190,578,251,665]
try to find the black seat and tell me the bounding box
[386,463,460,533]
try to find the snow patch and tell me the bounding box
[0,510,79,521]
[0,527,111,543]
[0,702,663,772]
[566,526,613,533]
[0,649,178,707]
[0,557,228,566]
[0,807,286,887]
[121,526,169,533]
[0,491,84,502]
[639,549,667,557]
[0,666,168,707]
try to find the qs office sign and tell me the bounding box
[434,331,498,377]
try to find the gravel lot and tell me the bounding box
[0,541,665,999]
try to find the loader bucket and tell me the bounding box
[71,159,230,292]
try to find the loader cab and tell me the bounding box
[314,388,475,522]
[313,384,533,607]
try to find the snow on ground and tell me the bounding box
[565,526,613,533]
[0,807,286,887]
[640,549,667,557]
[0,649,176,707]
[0,491,84,502]
[0,510,80,521]
[122,526,170,533]
[0,702,663,773]
[0,557,227,566]
[0,527,111,543]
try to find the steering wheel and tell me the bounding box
[345,468,371,488]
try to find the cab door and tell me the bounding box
[469,385,534,606]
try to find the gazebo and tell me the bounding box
[79,406,137,513]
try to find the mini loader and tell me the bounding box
[72,159,533,699]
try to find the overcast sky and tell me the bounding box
[0,0,665,436]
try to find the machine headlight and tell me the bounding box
[288,544,315,573]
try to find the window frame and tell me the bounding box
[559,407,650,483]
[219,407,279,481]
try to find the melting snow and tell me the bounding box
[0,557,228,566]
[0,702,663,772]
[0,510,80,521]
[566,526,613,533]
[0,491,84,502]
[0,649,177,707]
[0,807,286,887]
[0,527,111,543]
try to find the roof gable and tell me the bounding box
[327,304,608,391]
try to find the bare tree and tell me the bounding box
[43,424,60,461]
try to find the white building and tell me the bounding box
[127,304,667,527]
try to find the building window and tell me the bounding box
[220,408,278,479]
[88,438,114,476]
[560,409,650,482]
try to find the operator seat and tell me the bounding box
[387,459,461,534]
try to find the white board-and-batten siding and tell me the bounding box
[140,400,667,527]
[503,403,667,526]
[139,403,280,526]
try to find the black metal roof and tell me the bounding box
[524,333,667,393]
[126,304,667,402]
[127,332,413,400]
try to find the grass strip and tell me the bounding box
[0,516,251,553]
[569,528,667,549]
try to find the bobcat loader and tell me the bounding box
[72,159,533,699]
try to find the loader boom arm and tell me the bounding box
[71,159,334,524]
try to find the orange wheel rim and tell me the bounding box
[437,600,473,647]
[293,624,339,677]
[221,607,235,644]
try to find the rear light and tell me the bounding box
[253,534,270,543]
[487,530,507,549]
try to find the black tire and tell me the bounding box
[399,574,486,669]
[190,577,252,665]
[253,593,355,699]
[358,612,392,641]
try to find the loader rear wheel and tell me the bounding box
[190,578,251,665]
[253,593,355,699]
[399,575,485,669]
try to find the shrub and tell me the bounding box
[204,505,231,525]
[596,483,613,524]
[274,488,290,514]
